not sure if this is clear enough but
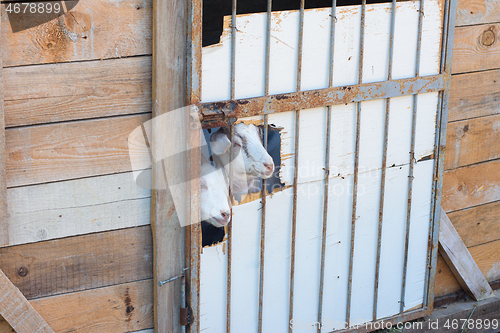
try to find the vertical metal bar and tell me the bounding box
[345,0,366,326]
[258,1,272,331]
[317,1,336,331]
[186,0,202,331]
[400,0,425,315]
[288,1,304,331]
[372,0,396,322]
[423,0,449,309]
[425,0,457,310]
[227,0,237,331]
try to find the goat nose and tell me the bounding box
[264,162,274,172]
[220,211,230,220]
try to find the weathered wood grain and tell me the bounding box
[5,114,150,188]
[456,0,500,27]
[452,23,500,74]
[5,171,150,246]
[442,159,500,212]
[404,294,500,333]
[447,200,500,248]
[438,208,494,301]
[436,239,500,297]
[0,279,153,333]
[445,114,500,170]
[1,0,152,67]
[3,56,152,127]
[0,19,7,247]
[151,0,189,331]
[449,69,500,122]
[0,226,153,300]
[0,269,54,333]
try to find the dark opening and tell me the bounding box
[203,0,407,46]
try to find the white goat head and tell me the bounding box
[210,123,274,195]
[200,157,232,228]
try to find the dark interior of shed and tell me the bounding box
[203,0,406,46]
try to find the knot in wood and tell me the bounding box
[18,267,29,277]
[481,30,495,47]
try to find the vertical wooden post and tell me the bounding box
[151,0,188,332]
[0,13,9,247]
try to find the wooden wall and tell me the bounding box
[436,0,500,297]
[0,0,497,331]
[0,0,155,331]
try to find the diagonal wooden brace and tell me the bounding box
[439,207,495,301]
[0,269,55,333]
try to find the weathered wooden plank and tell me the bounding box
[438,208,494,301]
[151,0,189,331]
[0,269,54,333]
[445,114,500,170]
[3,56,152,127]
[442,159,500,212]
[447,200,500,248]
[404,293,500,333]
[452,23,500,74]
[449,69,500,122]
[456,0,500,26]
[0,18,7,247]
[436,239,500,297]
[6,171,150,246]
[5,114,150,188]
[0,279,153,333]
[0,226,153,300]
[1,0,152,67]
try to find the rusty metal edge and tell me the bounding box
[288,1,305,330]
[346,0,366,325]
[197,74,446,120]
[317,1,337,331]
[186,0,202,331]
[425,0,457,313]
[373,0,396,321]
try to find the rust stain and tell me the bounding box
[167,203,175,219]
[124,288,134,322]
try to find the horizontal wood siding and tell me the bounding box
[456,0,500,26]
[449,70,500,122]
[3,57,152,127]
[0,226,153,300]
[1,0,152,67]
[437,0,500,298]
[5,114,150,187]
[0,280,153,333]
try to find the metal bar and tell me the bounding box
[400,0,425,315]
[197,74,447,119]
[317,1,336,331]
[288,1,304,331]
[425,0,458,311]
[258,116,268,333]
[423,0,450,302]
[227,0,237,331]
[226,124,234,333]
[187,0,202,331]
[346,0,366,325]
[258,0,272,331]
[373,0,396,322]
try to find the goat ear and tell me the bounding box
[268,123,284,131]
[210,131,232,155]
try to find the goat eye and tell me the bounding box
[233,141,241,147]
